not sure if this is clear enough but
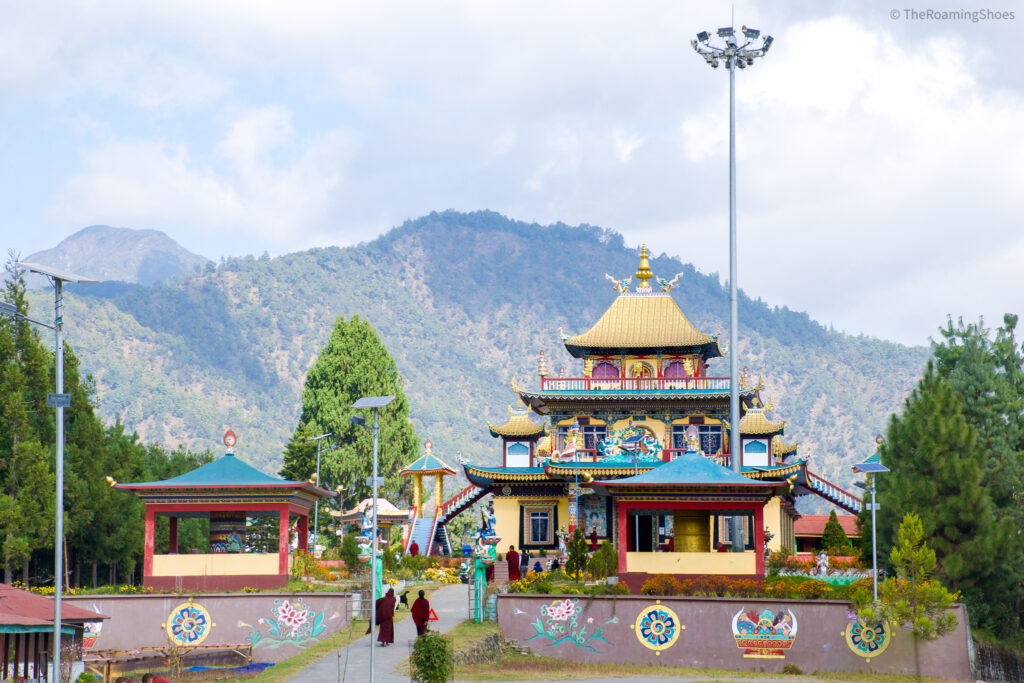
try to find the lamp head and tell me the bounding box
[349,415,367,428]
[742,26,760,39]
[696,30,710,42]
[763,35,774,52]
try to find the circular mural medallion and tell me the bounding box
[166,601,213,646]
[845,619,892,659]
[633,604,683,653]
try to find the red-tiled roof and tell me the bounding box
[0,583,108,625]
[793,514,859,538]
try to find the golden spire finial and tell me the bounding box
[634,243,654,291]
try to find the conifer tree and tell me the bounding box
[875,362,1010,618]
[931,315,1024,633]
[821,509,850,554]
[289,315,418,503]
[565,527,589,580]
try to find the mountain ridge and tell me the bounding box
[26,211,928,506]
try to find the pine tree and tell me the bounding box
[932,315,1024,634]
[856,512,958,641]
[279,424,320,481]
[821,509,850,554]
[875,362,1010,618]
[291,315,419,502]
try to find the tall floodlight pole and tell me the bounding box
[692,26,773,553]
[350,396,395,683]
[306,433,332,554]
[9,262,96,680]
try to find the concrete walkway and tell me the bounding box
[286,582,470,683]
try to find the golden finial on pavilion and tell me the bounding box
[537,350,549,377]
[510,377,519,392]
[765,397,775,413]
[634,243,654,291]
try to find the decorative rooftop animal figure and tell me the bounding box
[658,272,684,292]
[604,273,631,294]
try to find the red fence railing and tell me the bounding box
[539,376,730,392]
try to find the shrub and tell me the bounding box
[782,663,804,675]
[792,579,832,600]
[339,533,360,571]
[766,548,801,576]
[410,631,453,683]
[640,575,685,596]
[586,541,618,579]
[565,528,590,580]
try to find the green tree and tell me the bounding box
[821,510,850,554]
[565,527,589,580]
[291,315,419,502]
[279,424,320,481]
[931,315,1024,634]
[855,512,958,641]
[875,362,1010,623]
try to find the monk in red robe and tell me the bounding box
[411,589,431,636]
[409,540,419,557]
[374,588,397,646]
[506,545,521,581]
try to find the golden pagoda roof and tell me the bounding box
[771,435,799,456]
[739,408,785,436]
[563,294,719,354]
[487,407,547,438]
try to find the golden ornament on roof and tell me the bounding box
[604,273,630,294]
[634,243,654,290]
[658,272,683,292]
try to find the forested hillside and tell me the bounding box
[31,211,929,506]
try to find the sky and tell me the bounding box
[1,1,1021,347]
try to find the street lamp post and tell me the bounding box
[306,433,332,555]
[854,460,889,601]
[350,395,395,683]
[692,26,773,553]
[7,262,96,680]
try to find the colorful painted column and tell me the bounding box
[144,507,155,578]
[434,473,444,508]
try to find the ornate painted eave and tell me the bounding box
[741,460,806,480]
[543,462,658,479]
[771,435,799,457]
[464,464,549,487]
[518,388,756,414]
[591,452,787,492]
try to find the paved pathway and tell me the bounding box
[287,582,470,683]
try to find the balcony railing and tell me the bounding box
[538,376,730,392]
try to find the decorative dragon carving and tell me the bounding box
[604,273,631,294]
[658,272,684,292]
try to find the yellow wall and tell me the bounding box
[626,551,756,575]
[763,497,782,553]
[151,553,279,577]
[493,496,569,549]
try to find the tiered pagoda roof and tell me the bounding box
[738,407,785,436]
[399,442,456,476]
[487,407,546,438]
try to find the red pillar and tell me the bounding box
[754,504,765,576]
[168,516,179,554]
[298,515,308,552]
[278,506,290,575]
[144,506,155,578]
[617,503,628,575]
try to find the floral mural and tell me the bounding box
[523,598,616,654]
[244,598,333,650]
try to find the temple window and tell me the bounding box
[505,441,530,467]
[742,438,769,467]
[663,358,696,378]
[556,424,607,455]
[671,424,723,455]
[526,509,552,544]
[592,361,618,378]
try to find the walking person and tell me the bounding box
[520,547,531,576]
[411,589,431,636]
[506,544,521,582]
[369,587,397,646]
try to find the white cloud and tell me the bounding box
[2,2,1021,345]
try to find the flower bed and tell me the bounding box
[638,575,874,600]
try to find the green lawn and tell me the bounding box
[456,651,960,682]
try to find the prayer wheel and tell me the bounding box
[673,511,711,552]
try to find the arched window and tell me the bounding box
[592,362,618,378]
[630,362,653,378]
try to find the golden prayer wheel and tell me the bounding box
[674,511,711,552]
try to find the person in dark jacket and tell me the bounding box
[411,589,431,636]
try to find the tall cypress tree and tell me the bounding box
[288,315,418,504]
[876,362,1010,624]
[821,509,850,553]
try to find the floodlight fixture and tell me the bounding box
[763,35,774,52]
[696,30,710,42]
[717,27,734,38]
[742,26,760,39]
[349,415,366,427]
